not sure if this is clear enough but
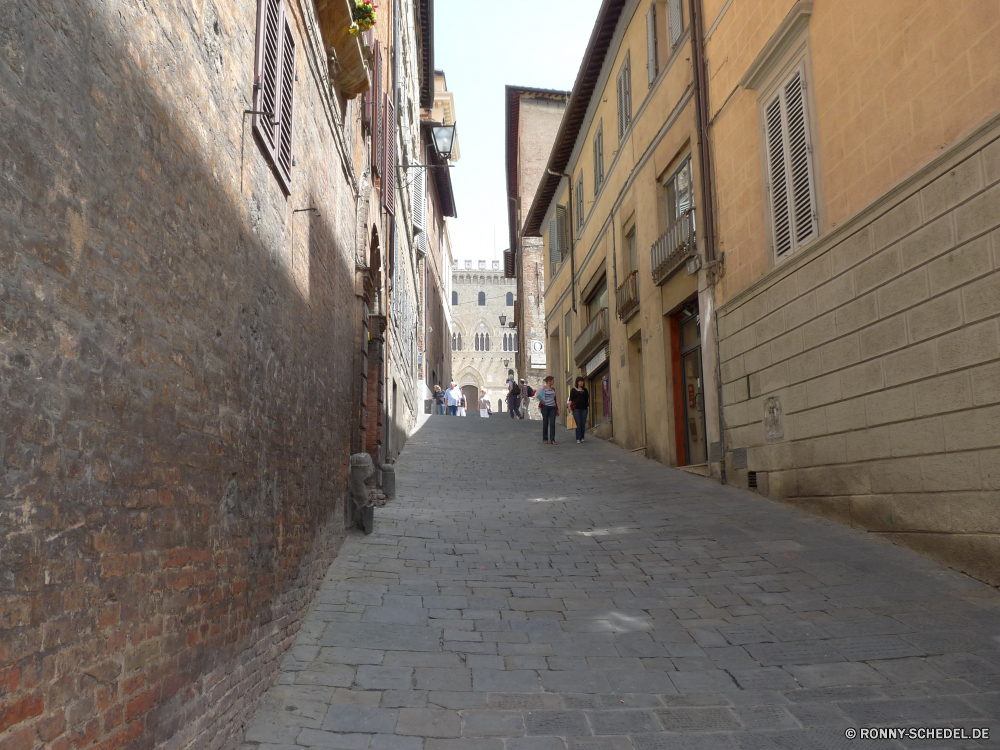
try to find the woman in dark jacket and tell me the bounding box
[569,377,590,443]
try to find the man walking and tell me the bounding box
[445,382,462,416]
[506,376,521,419]
[519,379,534,420]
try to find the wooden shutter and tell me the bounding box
[593,131,601,193]
[617,57,631,140]
[276,17,295,185]
[764,66,817,261]
[668,0,682,47]
[253,0,281,154]
[556,205,568,262]
[576,173,584,229]
[646,3,658,85]
[784,70,817,247]
[616,69,626,140]
[412,168,425,232]
[383,96,395,214]
[372,42,382,177]
[549,218,560,266]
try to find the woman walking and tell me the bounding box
[432,385,446,415]
[537,375,559,445]
[569,377,589,443]
[458,391,467,417]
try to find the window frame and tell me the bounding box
[616,53,633,142]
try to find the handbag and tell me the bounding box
[566,412,576,430]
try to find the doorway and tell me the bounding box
[461,385,479,416]
[674,302,708,465]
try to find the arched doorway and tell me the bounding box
[461,385,479,417]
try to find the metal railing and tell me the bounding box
[651,208,696,285]
[573,307,608,365]
[616,270,640,322]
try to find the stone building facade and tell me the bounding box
[709,0,1000,585]
[505,87,568,394]
[0,0,432,747]
[451,261,519,414]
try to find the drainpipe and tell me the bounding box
[547,169,577,313]
[689,0,727,485]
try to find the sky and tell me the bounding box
[434,0,603,264]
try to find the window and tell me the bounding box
[485,333,490,351]
[665,156,694,227]
[502,334,508,352]
[575,172,585,229]
[457,333,462,350]
[587,279,608,324]
[452,333,456,350]
[506,292,513,306]
[646,3,658,86]
[253,0,297,193]
[475,333,480,351]
[478,291,486,305]
[668,0,683,48]
[625,228,638,274]
[548,205,568,267]
[593,122,605,193]
[763,64,818,261]
[452,291,458,306]
[616,54,632,141]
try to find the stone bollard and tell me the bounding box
[381,464,395,499]
[349,453,375,534]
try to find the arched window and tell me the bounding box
[478,291,486,306]
[452,291,458,306]
[506,292,514,306]
[457,333,462,351]
[452,333,456,350]
[474,333,479,351]
[485,333,490,351]
[502,334,507,352]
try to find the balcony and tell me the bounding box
[616,270,640,322]
[573,308,608,366]
[651,209,696,286]
[314,0,371,99]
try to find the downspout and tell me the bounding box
[689,0,726,485]
[547,169,577,313]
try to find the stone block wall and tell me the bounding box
[717,119,1000,585]
[0,0,364,747]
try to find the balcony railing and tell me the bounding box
[573,308,608,366]
[651,208,696,285]
[616,270,640,322]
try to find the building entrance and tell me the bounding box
[461,385,479,416]
[677,303,708,465]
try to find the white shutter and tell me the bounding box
[597,128,604,186]
[556,206,568,261]
[549,218,560,266]
[764,93,792,259]
[617,57,631,140]
[764,65,818,261]
[616,70,626,140]
[593,126,604,193]
[412,168,426,233]
[576,173,584,229]
[646,3,658,85]
[784,69,818,247]
[668,0,682,47]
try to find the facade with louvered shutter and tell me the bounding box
[667,0,682,48]
[528,0,705,464]
[383,97,396,214]
[709,0,1000,585]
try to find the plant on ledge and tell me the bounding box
[348,0,378,35]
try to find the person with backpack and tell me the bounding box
[569,376,590,443]
[519,379,534,420]
[537,375,559,444]
[506,376,521,419]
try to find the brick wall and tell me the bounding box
[0,0,366,746]
[717,119,1000,585]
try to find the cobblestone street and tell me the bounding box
[242,417,1000,750]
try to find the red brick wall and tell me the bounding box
[0,0,367,747]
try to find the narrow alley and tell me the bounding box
[242,417,1000,750]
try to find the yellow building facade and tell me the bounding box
[526,0,724,473]
[708,0,1000,584]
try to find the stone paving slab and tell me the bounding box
[242,416,1000,749]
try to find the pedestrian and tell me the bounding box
[445,382,462,416]
[432,384,446,415]
[519,379,534,420]
[507,376,521,419]
[458,391,467,417]
[478,391,490,418]
[537,375,559,445]
[569,376,589,443]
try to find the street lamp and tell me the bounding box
[432,123,458,160]
[503,359,510,368]
[499,314,507,326]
